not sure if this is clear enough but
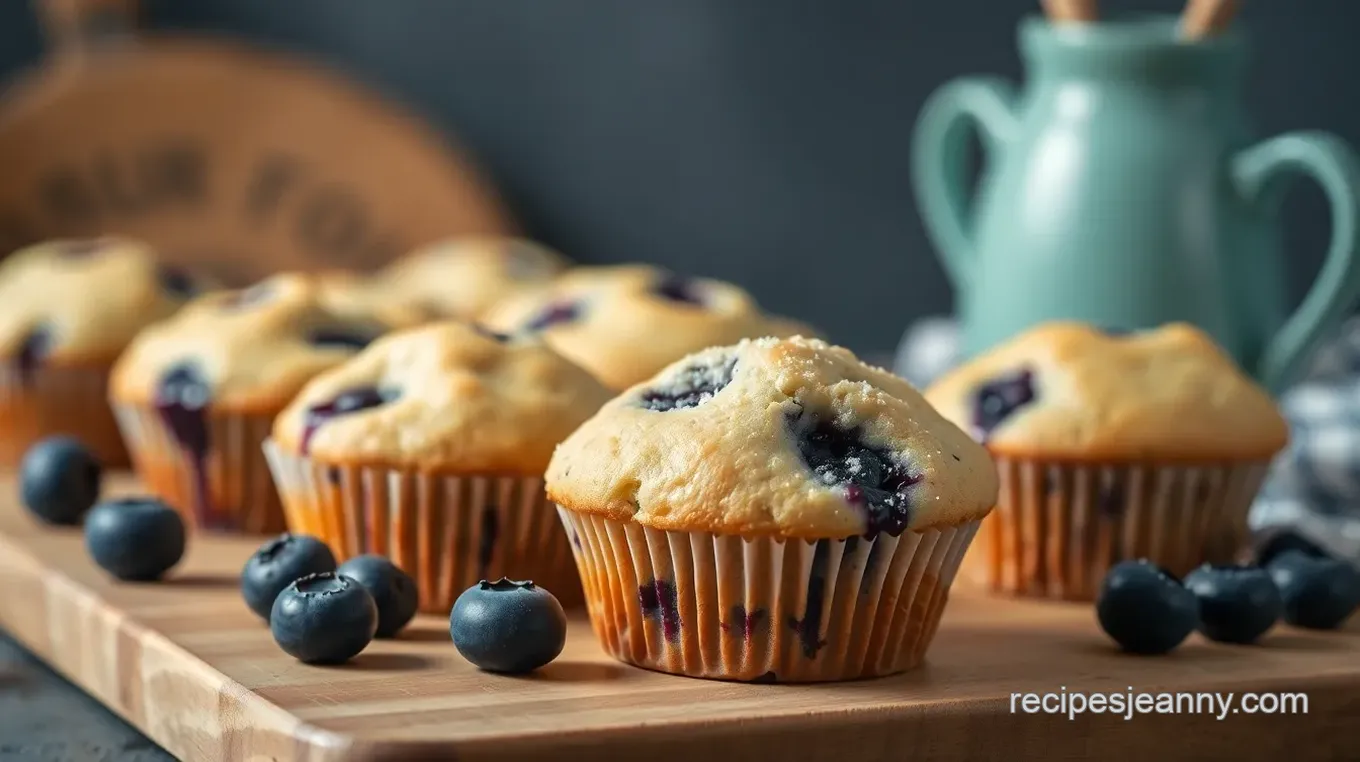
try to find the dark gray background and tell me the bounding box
[1,0,1356,353]
[0,2,1357,758]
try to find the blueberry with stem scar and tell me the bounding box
[241,533,338,621]
[270,573,378,664]
[450,579,567,673]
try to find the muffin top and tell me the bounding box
[111,273,425,412]
[546,336,998,539]
[0,237,206,367]
[272,321,613,474]
[312,269,441,323]
[483,264,804,389]
[924,322,1289,461]
[377,237,568,319]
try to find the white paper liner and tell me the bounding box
[0,365,127,466]
[557,506,980,683]
[112,404,284,534]
[263,440,580,614]
[964,458,1271,601]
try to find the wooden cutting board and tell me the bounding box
[0,473,1357,762]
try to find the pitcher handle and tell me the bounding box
[1232,132,1360,393]
[911,77,1018,291]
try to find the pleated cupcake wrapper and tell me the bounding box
[111,404,285,534]
[558,507,979,683]
[0,365,127,467]
[966,458,1271,601]
[262,440,581,614]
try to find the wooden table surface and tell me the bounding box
[0,473,1357,761]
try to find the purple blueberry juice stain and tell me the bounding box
[153,363,225,529]
[638,578,681,642]
[720,605,766,641]
[971,368,1036,439]
[1098,473,1126,516]
[788,410,921,537]
[299,386,396,454]
[477,503,500,578]
[842,536,883,595]
[639,356,737,412]
[787,540,830,659]
[13,327,52,387]
[651,273,705,307]
[524,301,581,332]
[326,467,343,486]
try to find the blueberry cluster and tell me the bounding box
[1097,541,1360,654]
[241,536,419,664]
[20,437,187,581]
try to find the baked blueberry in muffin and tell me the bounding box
[0,237,207,466]
[109,273,422,533]
[547,336,996,681]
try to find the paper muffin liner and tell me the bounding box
[964,457,1271,601]
[111,404,285,534]
[263,440,581,614]
[557,507,979,683]
[0,365,128,467]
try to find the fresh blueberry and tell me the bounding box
[1183,564,1283,644]
[337,555,419,638]
[300,386,398,454]
[1096,560,1199,655]
[639,356,737,412]
[1267,551,1360,630]
[84,498,186,581]
[241,533,338,621]
[970,368,1036,438]
[270,572,378,665]
[1255,531,1330,568]
[450,578,567,674]
[788,411,921,537]
[651,273,705,306]
[306,328,380,351]
[20,436,102,525]
[524,301,581,332]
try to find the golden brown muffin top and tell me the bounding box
[0,237,206,368]
[376,237,568,319]
[924,322,1289,461]
[547,336,997,538]
[272,321,612,474]
[110,273,424,413]
[482,264,807,389]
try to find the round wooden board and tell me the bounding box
[0,35,514,282]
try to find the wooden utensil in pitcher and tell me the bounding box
[1042,0,1097,23]
[1180,0,1241,39]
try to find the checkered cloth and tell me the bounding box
[894,316,1360,565]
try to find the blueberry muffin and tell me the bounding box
[925,322,1288,601]
[483,264,811,389]
[0,237,207,466]
[109,273,423,534]
[546,336,997,682]
[376,237,568,319]
[264,321,612,612]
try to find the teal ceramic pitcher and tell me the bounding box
[912,15,1360,393]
